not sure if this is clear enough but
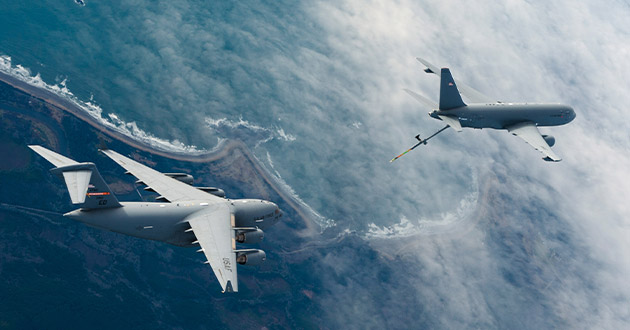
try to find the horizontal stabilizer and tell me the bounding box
[403,89,438,109]
[416,57,441,78]
[30,146,122,209]
[28,145,78,167]
[438,115,462,132]
[415,57,495,103]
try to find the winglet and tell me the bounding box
[439,68,467,110]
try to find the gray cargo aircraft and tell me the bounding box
[391,58,576,162]
[29,145,282,293]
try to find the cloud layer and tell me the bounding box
[2,0,630,328]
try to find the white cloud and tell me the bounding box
[303,0,630,327]
[3,0,630,327]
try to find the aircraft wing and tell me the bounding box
[437,115,462,132]
[186,203,238,292]
[415,57,496,104]
[100,149,222,203]
[507,122,561,162]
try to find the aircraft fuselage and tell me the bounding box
[64,199,282,247]
[430,103,576,129]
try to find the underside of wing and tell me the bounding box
[415,57,496,104]
[506,122,561,162]
[437,115,462,132]
[186,203,238,292]
[100,149,221,202]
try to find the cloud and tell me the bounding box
[300,0,630,327]
[3,0,630,327]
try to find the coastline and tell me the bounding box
[0,71,320,233]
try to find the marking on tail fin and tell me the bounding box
[87,192,111,196]
[29,146,122,209]
[439,68,467,110]
[50,163,122,209]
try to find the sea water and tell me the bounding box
[0,0,481,235]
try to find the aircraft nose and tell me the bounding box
[274,205,283,222]
[568,106,576,121]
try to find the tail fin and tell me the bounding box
[439,68,467,110]
[29,146,122,209]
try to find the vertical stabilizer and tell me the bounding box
[439,68,467,110]
[29,146,122,209]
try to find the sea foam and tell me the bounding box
[205,116,296,148]
[263,151,336,230]
[365,170,480,239]
[0,55,331,231]
[0,55,204,154]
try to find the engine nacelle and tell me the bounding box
[235,228,264,244]
[164,173,194,185]
[236,249,266,266]
[195,187,226,198]
[542,135,555,147]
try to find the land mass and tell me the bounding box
[0,72,332,328]
[0,71,318,233]
[1,70,565,330]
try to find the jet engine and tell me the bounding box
[164,173,194,185]
[542,135,555,147]
[236,249,266,265]
[235,228,264,244]
[195,187,226,198]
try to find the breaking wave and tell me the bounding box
[263,151,336,230]
[0,55,331,231]
[365,171,480,239]
[0,55,205,154]
[205,116,296,148]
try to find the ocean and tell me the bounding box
[3,0,630,327]
[0,0,479,236]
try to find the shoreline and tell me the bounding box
[0,71,320,233]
